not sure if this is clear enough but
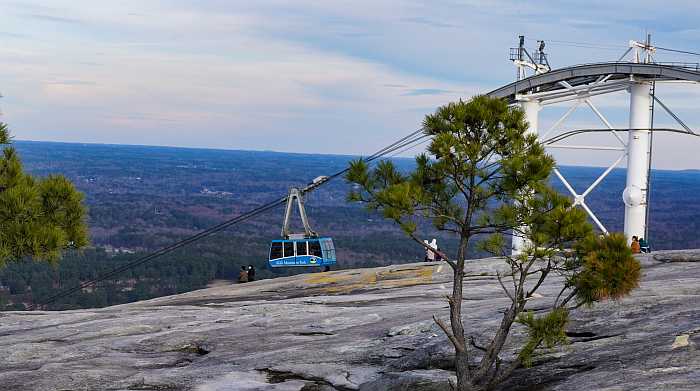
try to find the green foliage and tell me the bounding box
[0,123,10,144]
[516,308,569,368]
[481,187,593,259]
[346,95,643,389]
[0,122,88,267]
[348,96,555,246]
[348,160,422,235]
[572,233,641,305]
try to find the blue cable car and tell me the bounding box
[268,237,336,268]
[268,185,337,269]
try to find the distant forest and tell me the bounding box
[1,141,699,310]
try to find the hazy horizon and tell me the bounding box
[1,1,700,169]
[14,138,700,173]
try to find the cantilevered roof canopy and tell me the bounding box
[487,62,700,103]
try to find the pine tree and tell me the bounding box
[0,122,88,267]
[347,96,641,390]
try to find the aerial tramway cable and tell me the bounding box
[656,46,700,57]
[524,37,700,58]
[541,127,700,145]
[31,198,287,310]
[645,81,657,242]
[30,128,427,310]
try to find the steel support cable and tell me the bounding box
[31,197,287,310]
[365,129,425,160]
[652,96,696,135]
[389,136,431,157]
[524,40,699,55]
[318,130,427,182]
[385,133,430,153]
[30,128,430,310]
[645,81,657,241]
[383,135,428,157]
[542,127,700,145]
[656,46,700,57]
[523,37,625,50]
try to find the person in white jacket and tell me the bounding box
[424,238,438,262]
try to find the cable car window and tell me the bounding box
[283,242,294,257]
[296,241,308,256]
[309,241,322,257]
[270,242,283,259]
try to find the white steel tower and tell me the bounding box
[493,35,699,254]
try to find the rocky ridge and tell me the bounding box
[0,250,698,390]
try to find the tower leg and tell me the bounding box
[623,82,651,243]
[512,100,540,255]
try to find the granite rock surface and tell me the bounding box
[0,250,698,390]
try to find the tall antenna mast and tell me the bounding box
[628,33,655,63]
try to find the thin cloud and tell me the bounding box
[400,16,458,29]
[47,80,97,86]
[0,31,29,38]
[24,13,84,25]
[404,88,454,96]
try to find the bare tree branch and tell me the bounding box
[526,261,551,298]
[469,335,488,352]
[559,289,578,308]
[496,272,515,303]
[434,314,465,352]
[554,285,575,308]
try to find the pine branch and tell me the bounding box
[496,272,515,303]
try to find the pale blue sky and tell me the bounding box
[1,0,699,169]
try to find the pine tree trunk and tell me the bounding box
[455,349,471,390]
[452,236,470,390]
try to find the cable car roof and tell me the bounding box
[270,237,333,242]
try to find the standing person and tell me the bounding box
[239,266,249,283]
[424,239,438,262]
[639,237,650,253]
[630,236,641,254]
[247,264,256,282]
[435,247,443,262]
[424,239,434,262]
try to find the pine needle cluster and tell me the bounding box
[0,122,88,267]
[573,233,641,304]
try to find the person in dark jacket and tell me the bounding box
[639,238,650,253]
[239,266,249,283]
[247,265,256,282]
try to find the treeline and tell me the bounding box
[0,229,442,310]
[0,244,258,310]
[2,142,697,311]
